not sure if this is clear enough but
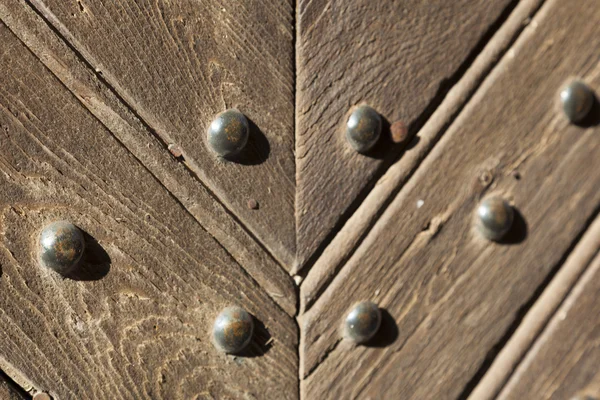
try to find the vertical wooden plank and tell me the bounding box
[295,0,518,271]
[300,0,600,397]
[499,252,600,400]
[23,0,296,268]
[0,23,297,399]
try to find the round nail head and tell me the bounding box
[39,221,85,275]
[344,301,382,344]
[560,81,594,123]
[207,109,249,158]
[213,306,254,354]
[346,105,382,153]
[476,197,514,241]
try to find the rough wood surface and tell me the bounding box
[299,0,546,312]
[24,0,296,268]
[295,0,519,272]
[470,215,600,400]
[300,0,600,397]
[0,22,297,400]
[0,371,29,400]
[499,251,600,400]
[0,0,296,316]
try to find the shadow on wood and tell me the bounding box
[499,208,528,245]
[238,316,274,358]
[67,231,111,281]
[364,309,399,348]
[223,118,271,166]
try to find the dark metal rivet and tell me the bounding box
[213,306,254,354]
[207,109,249,158]
[560,80,594,123]
[343,301,382,344]
[476,197,514,241]
[346,105,382,153]
[39,221,85,275]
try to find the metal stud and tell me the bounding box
[343,301,382,344]
[346,105,382,153]
[39,221,85,275]
[560,80,594,123]
[207,109,250,158]
[476,197,514,241]
[213,306,254,354]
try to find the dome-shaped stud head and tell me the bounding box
[476,197,514,241]
[213,306,254,354]
[39,221,85,275]
[346,105,382,153]
[207,109,250,158]
[343,301,382,344]
[560,80,594,123]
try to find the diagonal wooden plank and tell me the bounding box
[299,0,546,313]
[498,251,600,400]
[0,0,297,316]
[469,215,600,399]
[0,22,297,399]
[299,0,600,397]
[295,0,520,273]
[23,0,296,269]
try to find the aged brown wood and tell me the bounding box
[300,0,600,397]
[295,0,520,272]
[23,0,296,269]
[0,22,297,399]
[499,251,600,400]
[0,371,28,400]
[299,0,546,312]
[470,215,600,399]
[0,0,296,316]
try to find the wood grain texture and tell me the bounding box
[0,0,296,316]
[295,0,518,272]
[499,251,600,400]
[299,0,546,312]
[0,371,28,400]
[25,0,296,268]
[0,22,297,400]
[470,215,600,400]
[300,0,600,397]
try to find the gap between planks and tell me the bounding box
[467,212,600,400]
[0,0,297,316]
[299,0,547,314]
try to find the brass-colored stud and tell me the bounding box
[346,105,382,153]
[560,80,594,123]
[213,306,254,354]
[476,197,514,241]
[207,109,249,158]
[343,301,381,344]
[39,221,85,275]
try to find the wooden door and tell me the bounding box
[1,0,599,399]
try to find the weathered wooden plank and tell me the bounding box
[299,0,546,312]
[295,0,519,272]
[300,0,600,397]
[499,251,600,400]
[24,0,296,268]
[0,0,297,316]
[0,22,297,400]
[470,215,600,399]
[0,370,29,400]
